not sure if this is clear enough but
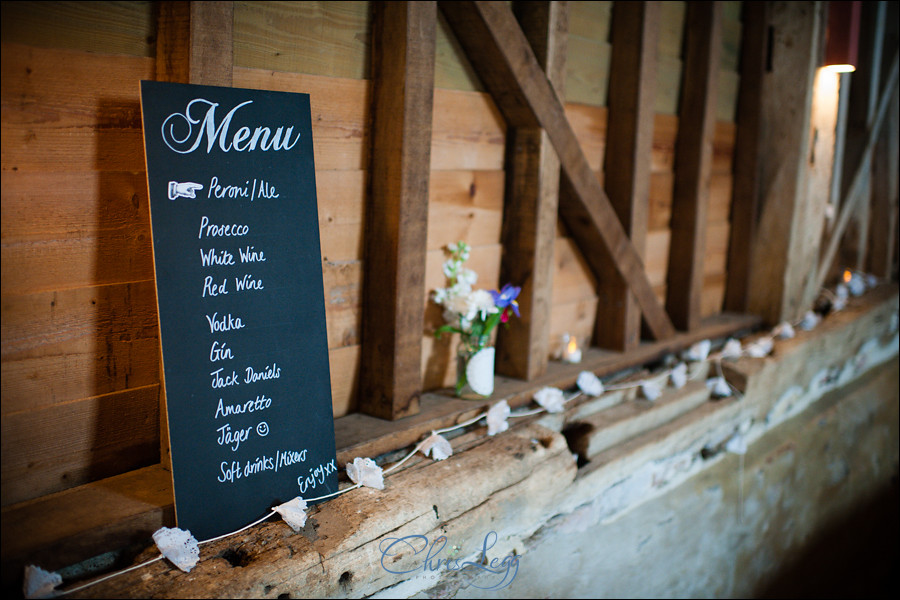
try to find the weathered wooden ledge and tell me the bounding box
[1,311,761,588]
[3,288,898,596]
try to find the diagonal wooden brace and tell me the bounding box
[440,0,675,341]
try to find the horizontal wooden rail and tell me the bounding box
[1,311,762,584]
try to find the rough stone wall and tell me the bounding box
[411,360,898,599]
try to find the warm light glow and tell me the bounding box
[567,336,578,354]
[843,269,853,283]
[823,64,856,73]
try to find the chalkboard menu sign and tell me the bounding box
[140,80,337,541]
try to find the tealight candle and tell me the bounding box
[562,334,582,364]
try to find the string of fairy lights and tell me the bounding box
[22,270,892,599]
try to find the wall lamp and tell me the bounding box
[823,1,861,73]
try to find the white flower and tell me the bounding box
[433,287,449,305]
[848,273,866,296]
[746,337,773,358]
[773,321,795,339]
[457,267,478,287]
[448,281,472,297]
[486,400,510,436]
[467,289,498,320]
[641,380,662,401]
[346,457,384,490]
[442,258,460,279]
[534,387,566,413]
[799,310,820,331]
[834,283,849,300]
[685,339,711,361]
[444,290,473,317]
[274,497,308,532]
[152,526,200,573]
[420,433,453,461]
[670,363,688,389]
[23,565,61,599]
[576,371,604,396]
[448,241,471,261]
[707,376,732,398]
[720,338,742,359]
[831,296,847,312]
[725,433,747,455]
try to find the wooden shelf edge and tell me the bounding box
[1,310,765,587]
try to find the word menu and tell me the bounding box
[141,81,337,540]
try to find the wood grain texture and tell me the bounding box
[816,56,899,297]
[426,170,504,250]
[747,1,822,325]
[440,0,675,341]
[594,1,659,351]
[839,1,886,271]
[0,43,151,174]
[1,281,160,414]
[665,1,721,332]
[430,87,506,170]
[316,170,366,262]
[723,1,767,312]
[359,1,436,419]
[867,87,899,278]
[434,8,484,92]
[234,1,371,80]
[0,1,156,58]
[0,465,174,586]
[1,171,153,294]
[495,0,567,381]
[1,385,160,506]
[156,1,234,86]
[234,67,372,170]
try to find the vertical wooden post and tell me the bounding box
[155,1,235,468]
[593,1,659,351]
[867,86,899,278]
[359,2,436,420]
[440,0,675,341]
[723,1,768,313]
[156,2,234,86]
[665,1,721,331]
[747,1,823,325]
[839,1,885,272]
[798,65,842,312]
[815,55,899,295]
[495,1,566,381]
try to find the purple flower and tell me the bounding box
[491,284,520,320]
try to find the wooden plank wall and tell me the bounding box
[0,1,742,506]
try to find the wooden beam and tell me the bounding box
[156,1,234,86]
[838,1,886,271]
[666,1,721,331]
[723,1,768,313]
[440,0,676,341]
[867,87,899,278]
[591,1,659,351]
[495,1,566,381]
[746,1,822,325]
[155,1,234,468]
[358,2,436,420]
[817,55,900,292]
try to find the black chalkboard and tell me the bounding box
[140,80,337,541]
